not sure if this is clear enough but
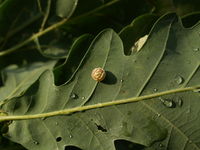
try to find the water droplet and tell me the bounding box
[174,75,184,85]
[33,140,39,145]
[70,93,78,99]
[159,97,175,108]
[55,122,58,125]
[152,113,161,120]
[193,48,199,52]
[157,113,161,117]
[69,134,73,138]
[120,79,124,82]
[176,97,183,107]
[153,88,158,92]
[81,97,85,100]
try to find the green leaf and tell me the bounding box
[56,0,78,18]
[2,13,200,150]
[0,61,56,104]
[0,0,79,59]
[54,34,94,85]
[151,0,200,16]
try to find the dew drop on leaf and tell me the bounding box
[176,97,183,107]
[174,75,184,85]
[159,97,175,108]
[55,122,58,125]
[33,140,39,145]
[153,88,158,92]
[81,97,85,100]
[152,113,161,120]
[69,134,73,138]
[157,113,161,117]
[70,93,78,99]
[193,48,199,52]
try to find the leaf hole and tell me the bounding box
[56,136,62,142]
[65,146,82,150]
[95,123,107,132]
[114,139,145,150]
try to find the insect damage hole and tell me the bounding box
[56,137,62,142]
[95,123,107,132]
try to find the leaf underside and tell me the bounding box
[2,14,200,150]
[0,61,56,104]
